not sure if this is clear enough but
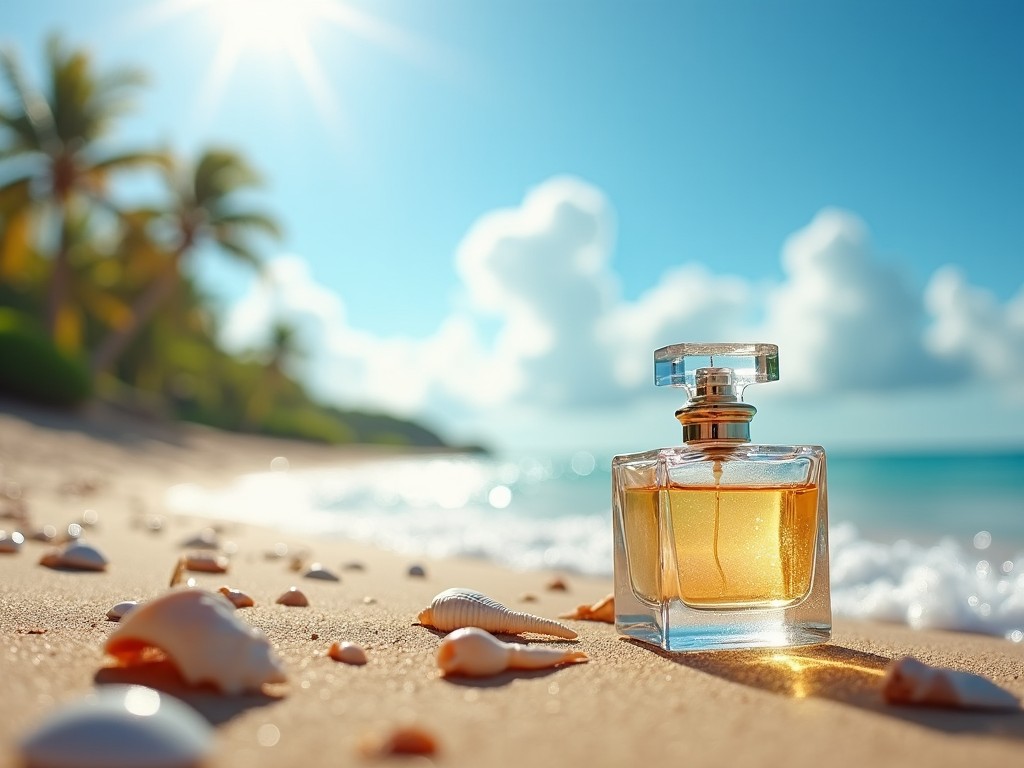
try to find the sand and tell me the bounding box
[1,399,1023,768]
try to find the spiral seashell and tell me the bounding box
[560,593,614,624]
[882,656,1019,710]
[104,589,286,695]
[418,588,577,639]
[437,627,588,677]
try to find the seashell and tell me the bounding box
[264,542,289,560]
[328,641,368,665]
[418,588,577,639]
[359,724,438,758]
[437,627,588,677]
[40,541,108,571]
[218,586,255,608]
[407,564,427,578]
[182,552,229,573]
[341,560,366,571]
[546,576,569,591]
[104,589,287,694]
[560,593,614,623]
[882,656,1019,710]
[363,596,377,605]
[519,593,538,603]
[303,563,340,581]
[106,601,139,621]
[179,528,219,550]
[0,530,25,553]
[19,684,213,768]
[276,587,309,607]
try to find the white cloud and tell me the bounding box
[762,208,951,393]
[924,266,1024,398]
[220,178,1024,451]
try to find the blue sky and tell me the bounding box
[4,1,1023,455]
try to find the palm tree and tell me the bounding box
[244,319,305,426]
[0,34,164,348]
[90,148,281,375]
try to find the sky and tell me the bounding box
[3,0,1023,457]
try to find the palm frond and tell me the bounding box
[209,210,282,239]
[0,46,55,150]
[193,149,262,206]
[213,235,263,270]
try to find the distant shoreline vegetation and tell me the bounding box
[0,33,467,451]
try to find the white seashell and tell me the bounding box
[276,587,309,607]
[218,586,255,608]
[882,656,1019,710]
[437,627,588,677]
[179,528,219,550]
[303,563,340,581]
[104,589,286,694]
[560,593,614,623]
[328,641,368,665]
[418,588,577,639]
[0,530,25,553]
[40,541,108,571]
[19,684,213,768]
[106,601,139,621]
[182,552,229,573]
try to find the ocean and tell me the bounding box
[166,449,1024,641]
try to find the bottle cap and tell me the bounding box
[654,343,779,444]
[655,343,779,401]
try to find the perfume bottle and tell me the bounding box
[612,343,831,651]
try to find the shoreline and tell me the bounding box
[2,401,1024,767]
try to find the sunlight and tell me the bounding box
[129,0,444,133]
[210,0,322,56]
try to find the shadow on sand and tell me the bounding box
[94,660,281,725]
[626,640,1024,740]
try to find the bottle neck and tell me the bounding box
[675,401,757,444]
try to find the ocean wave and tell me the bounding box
[165,458,1024,642]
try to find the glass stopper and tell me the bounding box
[654,343,780,400]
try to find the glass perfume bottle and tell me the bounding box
[612,343,831,652]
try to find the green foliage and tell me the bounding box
[0,307,91,405]
[0,33,462,451]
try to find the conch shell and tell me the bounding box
[437,627,587,677]
[104,589,287,694]
[418,588,577,639]
[560,593,614,624]
[882,656,1019,710]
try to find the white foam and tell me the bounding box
[165,459,1024,641]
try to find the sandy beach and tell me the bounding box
[1,399,1023,768]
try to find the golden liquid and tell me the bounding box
[621,484,819,608]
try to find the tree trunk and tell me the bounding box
[90,251,184,377]
[45,210,71,343]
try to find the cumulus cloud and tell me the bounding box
[924,266,1024,398]
[220,176,1024,440]
[762,208,952,393]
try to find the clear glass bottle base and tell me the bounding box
[617,609,831,652]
